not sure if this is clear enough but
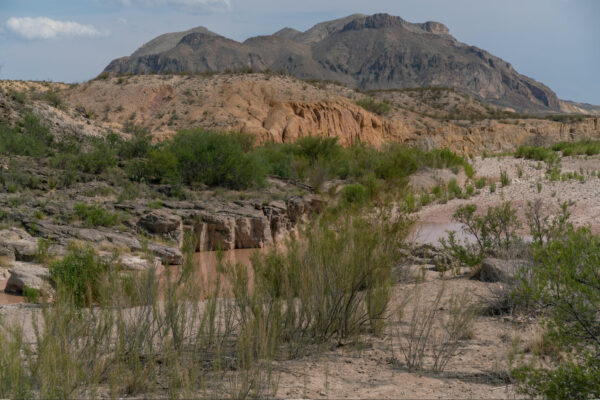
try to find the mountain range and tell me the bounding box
[104,13,570,113]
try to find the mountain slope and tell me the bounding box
[103,13,561,113]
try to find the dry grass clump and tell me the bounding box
[392,283,478,372]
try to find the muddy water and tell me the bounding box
[0,280,25,305]
[409,221,473,245]
[163,249,261,297]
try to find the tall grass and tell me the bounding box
[0,207,410,398]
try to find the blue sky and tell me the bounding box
[1,0,598,104]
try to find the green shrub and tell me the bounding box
[447,179,462,199]
[339,184,369,207]
[243,211,409,347]
[500,170,510,187]
[22,287,40,303]
[356,98,391,115]
[475,177,486,189]
[128,149,179,184]
[169,129,266,189]
[515,145,553,162]
[44,90,63,109]
[463,163,475,179]
[513,226,600,398]
[118,125,153,159]
[552,140,600,157]
[74,203,119,227]
[75,143,118,174]
[0,114,54,157]
[440,202,521,267]
[50,246,109,307]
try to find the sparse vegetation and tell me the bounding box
[356,97,391,115]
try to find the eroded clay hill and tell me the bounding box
[2,75,599,155]
[65,74,600,154]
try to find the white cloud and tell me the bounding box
[109,0,231,10]
[6,17,107,40]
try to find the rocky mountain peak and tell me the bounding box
[103,13,564,113]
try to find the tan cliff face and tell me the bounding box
[2,75,599,155]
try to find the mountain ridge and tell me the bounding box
[104,13,566,113]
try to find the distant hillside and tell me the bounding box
[104,13,566,114]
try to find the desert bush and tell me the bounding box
[512,226,600,398]
[393,285,477,371]
[169,128,266,189]
[0,114,54,157]
[43,90,63,108]
[127,148,179,184]
[515,145,553,162]
[50,245,110,307]
[356,97,391,115]
[339,184,369,207]
[73,203,119,227]
[500,169,510,187]
[440,202,521,267]
[118,125,153,159]
[0,234,278,399]
[552,139,600,156]
[75,142,118,174]
[237,209,410,355]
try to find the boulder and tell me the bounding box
[138,210,183,247]
[0,228,38,262]
[138,210,182,234]
[5,262,51,294]
[476,258,530,283]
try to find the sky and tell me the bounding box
[0,0,598,104]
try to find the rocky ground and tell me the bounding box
[416,154,600,234]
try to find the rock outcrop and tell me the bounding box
[0,228,38,262]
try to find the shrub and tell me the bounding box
[0,114,54,157]
[339,184,369,207]
[22,287,40,303]
[513,226,600,398]
[515,145,553,162]
[118,125,153,159]
[75,143,118,174]
[500,169,510,187]
[463,163,475,179]
[440,202,521,267]
[74,203,119,227]
[128,149,179,183]
[240,210,410,350]
[169,129,266,189]
[50,246,109,307]
[356,98,391,115]
[44,90,63,109]
[394,285,477,372]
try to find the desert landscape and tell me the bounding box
[1,9,599,399]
